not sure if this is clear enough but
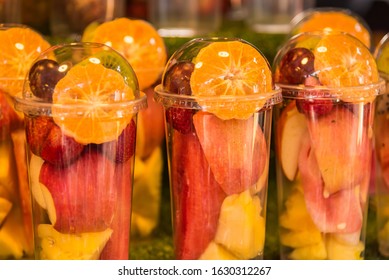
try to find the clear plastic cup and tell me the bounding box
[0,24,51,259]
[15,42,147,260]
[273,31,384,259]
[155,37,282,260]
[374,33,389,258]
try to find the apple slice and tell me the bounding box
[298,135,363,233]
[193,112,267,195]
[171,131,226,260]
[276,101,308,181]
[307,106,370,195]
[39,150,117,233]
[100,160,132,260]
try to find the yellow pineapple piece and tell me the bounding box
[325,235,364,260]
[279,187,317,231]
[215,190,265,259]
[131,147,163,237]
[37,224,112,260]
[289,240,327,260]
[200,241,239,260]
[280,228,323,248]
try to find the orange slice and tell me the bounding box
[296,11,371,48]
[84,18,167,90]
[52,62,135,144]
[313,33,379,101]
[190,41,273,120]
[0,27,51,96]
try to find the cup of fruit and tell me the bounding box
[0,24,52,259]
[373,33,389,258]
[154,37,282,260]
[14,42,147,260]
[273,31,385,260]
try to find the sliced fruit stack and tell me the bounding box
[274,32,380,259]
[21,45,142,260]
[159,39,276,260]
[82,17,167,237]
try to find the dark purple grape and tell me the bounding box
[29,59,67,101]
[163,62,194,95]
[276,47,315,85]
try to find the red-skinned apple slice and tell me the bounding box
[276,100,308,181]
[307,106,370,195]
[298,134,363,233]
[193,112,267,195]
[171,131,226,259]
[39,149,117,234]
[100,160,132,260]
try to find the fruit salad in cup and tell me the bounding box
[82,18,167,237]
[14,42,147,260]
[374,33,389,258]
[273,31,384,260]
[154,38,281,260]
[0,24,51,259]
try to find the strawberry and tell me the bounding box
[166,108,193,134]
[103,119,137,163]
[296,76,333,117]
[26,115,84,166]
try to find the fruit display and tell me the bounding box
[0,24,51,259]
[290,7,371,49]
[273,32,384,259]
[374,33,389,257]
[154,38,281,259]
[82,18,167,237]
[14,42,147,259]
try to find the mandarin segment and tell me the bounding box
[52,62,135,144]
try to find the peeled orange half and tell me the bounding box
[0,26,50,96]
[190,40,273,120]
[52,62,135,144]
[83,18,167,90]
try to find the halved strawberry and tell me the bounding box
[103,119,137,163]
[26,116,84,166]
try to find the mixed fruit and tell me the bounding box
[19,43,145,259]
[274,32,381,259]
[82,18,167,237]
[373,34,389,257]
[156,38,278,259]
[0,25,51,259]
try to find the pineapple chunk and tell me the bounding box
[280,228,322,248]
[214,190,265,259]
[38,224,112,260]
[289,240,327,260]
[326,235,364,260]
[200,241,239,260]
[0,197,12,225]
